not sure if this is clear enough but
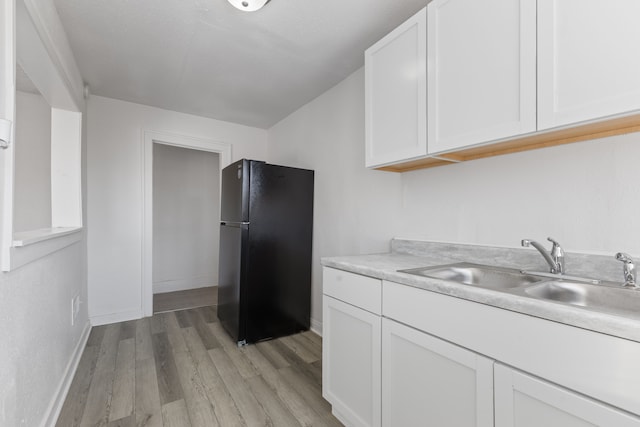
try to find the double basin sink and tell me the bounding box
[399,262,640,318]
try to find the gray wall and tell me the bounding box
[152,143,220,293]
[13,90,52,232]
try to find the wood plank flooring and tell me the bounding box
[153,287,218,314]
[56,306,342,427]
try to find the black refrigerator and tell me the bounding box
[217,159,314,346]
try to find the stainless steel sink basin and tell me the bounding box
[399,262,639,320]
[524,281,640,316]
[399,262,546,289]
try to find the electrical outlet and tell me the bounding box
[71,294,80,325]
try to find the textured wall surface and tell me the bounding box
[0,243,88,426]
[0,1,88,425]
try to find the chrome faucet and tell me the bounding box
[615,252,638,289]
[521,237,565,274]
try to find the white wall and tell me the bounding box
[399,134,640,255]
[153,143,220,294]
[0,1,88,425]
[268,69,403,331]
[267,66,640,331]
[13,90,52,232]
[0,242,87,426]
[87,95,268,324]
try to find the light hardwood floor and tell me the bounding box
[56,306,342,426]
[153,287,218,314]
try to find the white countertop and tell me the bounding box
[321,241,640,343]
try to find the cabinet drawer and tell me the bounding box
[323,267,381,315]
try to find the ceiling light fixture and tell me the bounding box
[227,0,270,12]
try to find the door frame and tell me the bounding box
[142,130,232,317]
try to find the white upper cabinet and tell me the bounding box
[365,0,640,171]
[537,0,640,130]
[427,0,536,154]
[365,8,427,168]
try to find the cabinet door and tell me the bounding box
[323,296,381,427]
[538,0,640,130]
[365,8,427,168]
[427,0,536,153]
[495,364,640,427]
[382,318,493,427]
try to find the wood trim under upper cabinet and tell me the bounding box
[376,112,640,172]
[377,156,458,172]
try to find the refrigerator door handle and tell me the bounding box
[220,221,250,226]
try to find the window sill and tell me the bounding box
[13,226,82,247]
[6,227,83,271]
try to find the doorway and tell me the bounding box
[142,131,231,317]
[152,144,219,312]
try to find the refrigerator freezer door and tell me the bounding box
[220,159,250,223]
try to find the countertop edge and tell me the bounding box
[321,255,640,344]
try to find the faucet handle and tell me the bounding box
[547,237,562,249]
[616,252,634,264]
[615,252,638,288]
[547,237,565,274]
[547,237,565,258]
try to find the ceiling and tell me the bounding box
[52,0,430,129]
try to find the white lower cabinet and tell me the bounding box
[323,295,381,427]
[494,363,640,427]
[382,318,494,427]
[323,272,640,426]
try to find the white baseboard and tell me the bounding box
[90,309,142,326]
[310,317,322,337]
[42,320,91,427]
[153,276,216,294]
